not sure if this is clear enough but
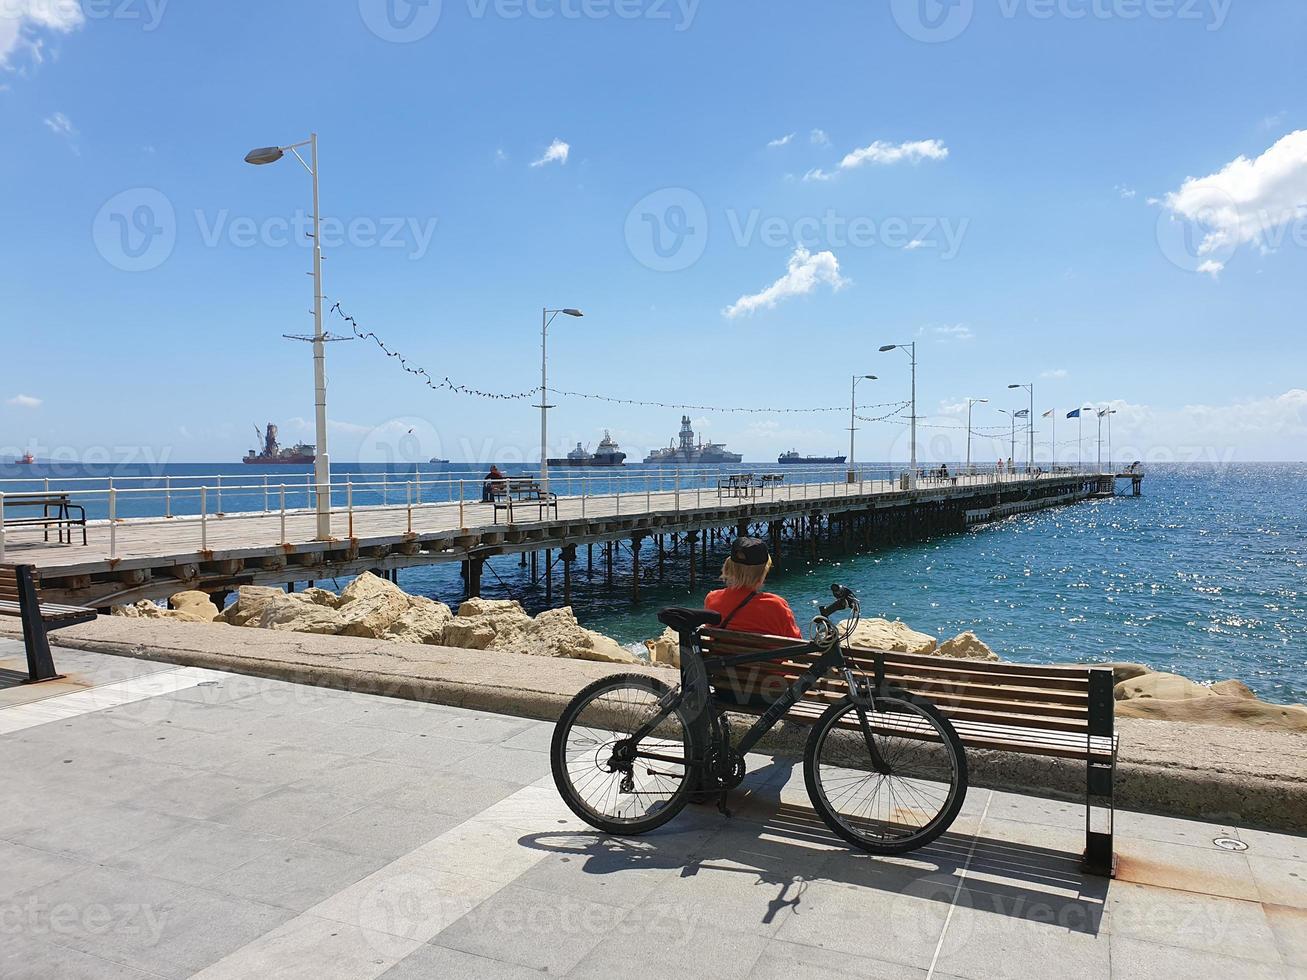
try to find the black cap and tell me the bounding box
[730,537,770,566]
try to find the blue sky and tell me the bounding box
[2,0,1305,465]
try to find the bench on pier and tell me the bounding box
[491,479,559,524]
[1,493,88,546]
[699,627,1118,877]
[0,564,96,683]
[717,474,757,499]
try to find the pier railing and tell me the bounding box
[0,464,1114,561]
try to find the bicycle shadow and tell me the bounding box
[523,756,1108,936]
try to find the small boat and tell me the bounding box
[428,458,451,464]
[16,452,35,465]
[547,430,627,467]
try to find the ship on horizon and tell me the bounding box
[548,430,627,467]
[778,449,847,465]
[243,423,315,465]
[644,416,742,464]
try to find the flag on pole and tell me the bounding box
[1098,409,1109,417]
[1067,409,1081,419]
[1015,409,1030,418]
[1043,409,1054,418]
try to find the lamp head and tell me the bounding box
[878,344,897,352]
[244,146,285,166]
[562,309,583,317]
[1008,384,1021,389]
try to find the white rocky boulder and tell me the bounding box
[512,607,638,664]
[111,600,171,620]
[222,585,346,635]
[1114,672,1215,702]
[382,596,454,645]
[168,591,221,623]
[847,618,938,655]
[644,626,680,668]
[936,631,998,662]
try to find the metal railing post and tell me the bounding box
[674,473,680,513]
[199,487,207,552]
[108,487,117,558]
[382,472,388,507]
[347,480,355,539]
[0,493,6,562]
[415,470,422,505]
[216,474,223,516]
[165,476,172,519]
[406,481,413,534]
[263,475,270,512]
[458,480,465,530]
[280,485,287,544]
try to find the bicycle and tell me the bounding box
[550,584,968,855]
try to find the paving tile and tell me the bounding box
[140,767,289,821]
[747,938,928,979]
[1249,853,1307,909]
[513,847,672,910]
[104,821,287,886]
[0,932,164,980]
[7,801,199,864]
[1104,881,1280,963]
[1114,836,1259,901]
[356,731,489,771]
[1236,828,1307,863]
[1115,809,1243,849]
[1266,903,1307,967]
[433,882,627,974]
[207,839,389,912]
[301,801,465,860]
[569,910,769,979]
[423,712,536,745]
[982,790,1087,830]
[378,942,546,980]
[635,855,811,936]
[206,784,368,838]
[0,840,94,901]
[455,744,551,785]
[1107,935,1286,980]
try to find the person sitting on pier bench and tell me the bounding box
[704,537,801,640]
[482,464,506,503]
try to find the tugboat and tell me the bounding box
[547,430,627,467]
[243,423,315,465]
[778,449,847,465]
[644,416,743,464]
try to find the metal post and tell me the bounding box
[1,493,7,562]
[263,475,269,512]
[309,133,331,540]
[199,487,206,552]
[674,473,680,513]
[108,487,117,557]
[280,485,287,544]
[165,476,172,519]
[347,480,354,539]
[540,307,549,492]
[458,480,465,530]
[406,481,413,534]
[216,474,223,516]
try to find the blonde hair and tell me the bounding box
[720,556,772,591]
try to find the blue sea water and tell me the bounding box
[2,461,1303,704]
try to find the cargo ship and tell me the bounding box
[644,416,742,464]
[243,424,315,465]
[778,450,847,465]
[548,430,627,467]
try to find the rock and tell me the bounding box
[340,572,407,605]
[1098,662,1152,684]
[222,585,346,635]
[442,619,496,650]
[382,597,454,645]
[222,586,290,627]
[111,600,170,620]
[644,627,680,668]
[1115,696,1307,732]
[336,590,411,639]
[457,597,528,619]
[506,607,638,664]
[1211,679,1256,699]
[168,591,220,623]
[452,598,536,649]
[847,618,938,655]
[301,588,344,609]
[936,631,998,662]
[1114,672,1216,702]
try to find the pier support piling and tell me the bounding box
[561,545,575,607]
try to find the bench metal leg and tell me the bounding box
[1082,668,1116,877]
[16,566,62,684]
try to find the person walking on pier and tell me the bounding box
[705,537,801,640]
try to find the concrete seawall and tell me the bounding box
[9,615,1303,835]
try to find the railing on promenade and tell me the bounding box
[0,463,1108,562]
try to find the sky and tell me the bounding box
[2,0,1305,467]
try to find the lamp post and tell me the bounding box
[1096,407,1117,473]
[966,397,988,474]
[538,307,584,491]
[1008,383,1033,473]
[245,134,331,540]
[1104,408,1118,472]
[998,409,1019,471]
[848,374,877,482]
[879,343,917,489]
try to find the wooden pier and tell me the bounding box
[0,471,1143,609]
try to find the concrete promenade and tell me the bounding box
[3,639,1305,979]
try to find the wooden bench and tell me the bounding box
[717,474,757,499]
[491,479,559,524]
[698,627,1118,876]
[0,493,88,545]
[0,564,96,683]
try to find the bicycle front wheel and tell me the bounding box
[805,691,967,854]
[551,673,699,835]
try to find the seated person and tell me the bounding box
[704,537,801,639]
[482,464,506,502]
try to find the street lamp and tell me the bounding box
[245,133,331,540]
[538,307,584,491]
[879,343,917,489]
[1097,408,1118,473]
[998,409,1019,473]
[965,398,988,474]
[848,375,877,483]
[1008,383,1034,473]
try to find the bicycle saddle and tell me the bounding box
[657,607,722,633]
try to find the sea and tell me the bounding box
[2,460,1302,705]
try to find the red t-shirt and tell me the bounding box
[705,587,802,639]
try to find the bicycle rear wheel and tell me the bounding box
[805,691,967,854]
[551,673,698,835]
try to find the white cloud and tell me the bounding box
[1,0,84,69]
[7,393,42,408]
[905,238,926,250]
[767,133,794,148]
[810,129,830,146]
[530,138,570,167]
[494,148,509,165]
[804,138,948,181]
[722,247,848,319]
[43,110,78,152]
[1160,130,1307,276]
[1196,259,1225,279]
[1041,368,1068,380]
[923,323,973,342]
[1115,184,1136,199]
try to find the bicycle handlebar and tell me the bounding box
[819,583,857,618]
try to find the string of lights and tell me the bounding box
[548,388,910,416]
